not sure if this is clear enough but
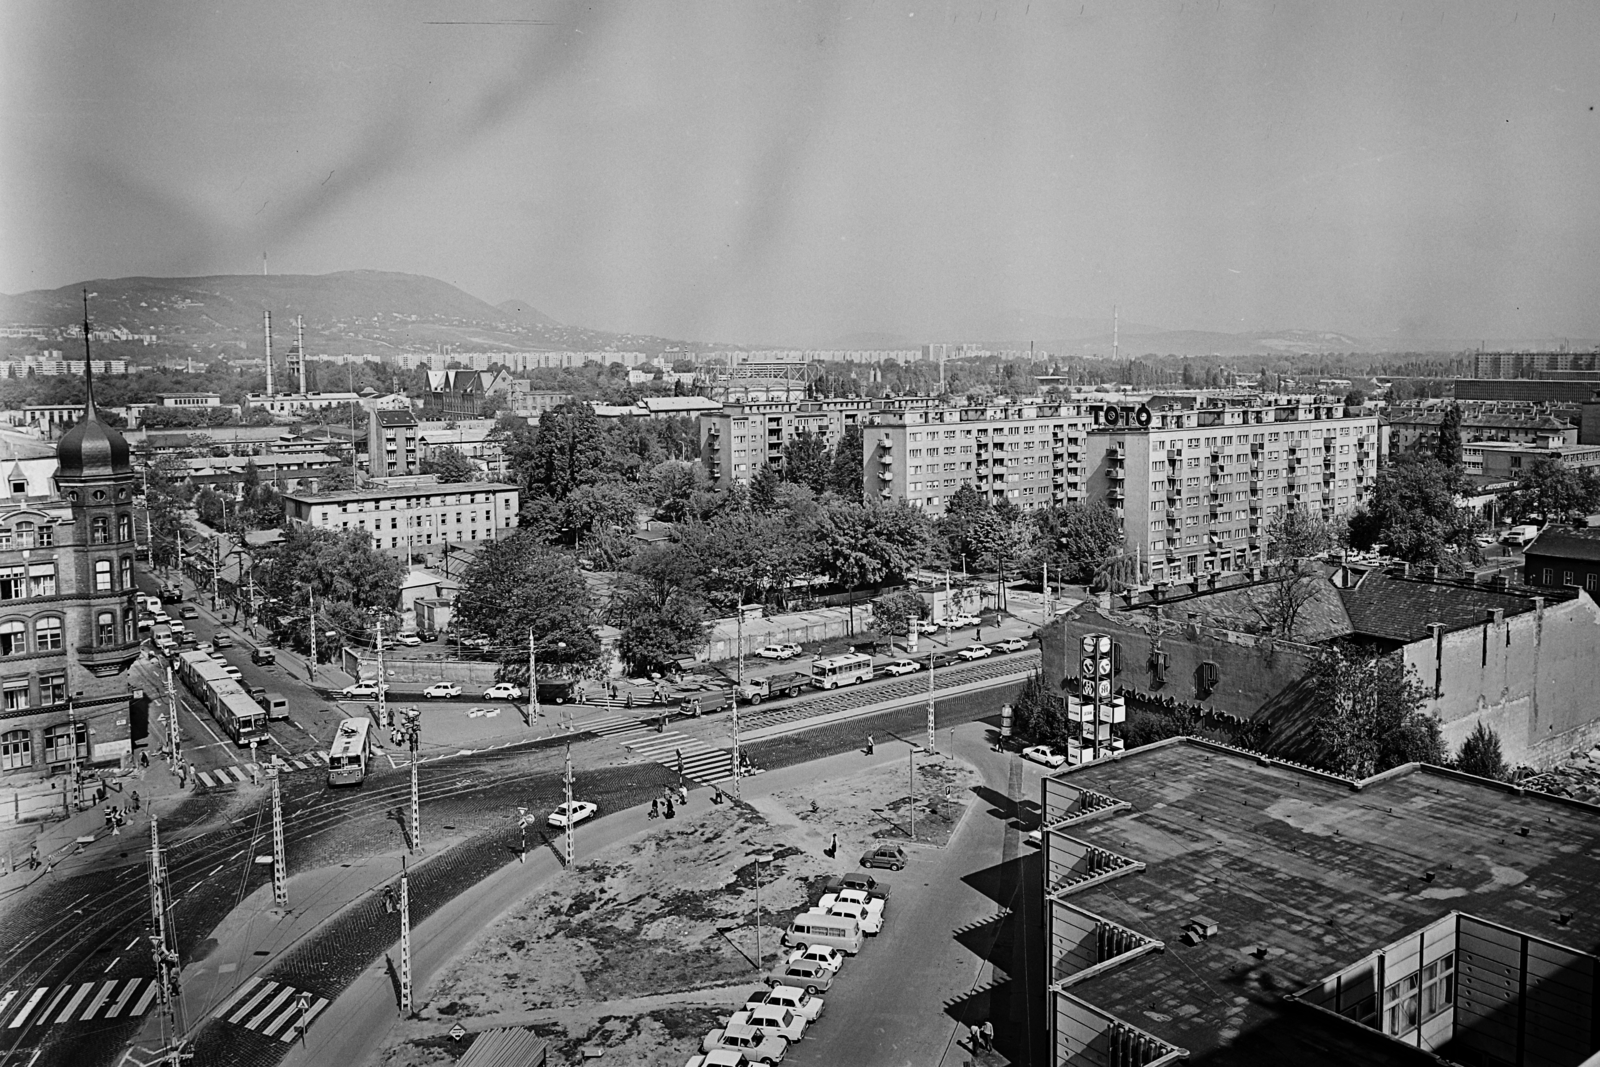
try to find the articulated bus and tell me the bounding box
[811,653,876,690]
[327,717,373,786]
[174,650,269,746]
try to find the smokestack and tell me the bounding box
[296,315,307,395]
[264,311,274,397]
[1113,304,1119,363]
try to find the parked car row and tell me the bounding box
[688,868,902,1065]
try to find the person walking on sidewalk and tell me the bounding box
[28,846,39,871]
[131,790,140,814]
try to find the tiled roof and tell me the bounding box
[1525,526,1600,563]
[1336,570,1538,642]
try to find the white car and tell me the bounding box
[340,680,389,699]
[393,633,422,647]
[748,985,823,1023]
[729,1006,807,1044]
[943,613,981,629]
[150,609,171,625]
[994,637,1027,653]
[483,683,523,701]
[684,1051,747,1067]
[785,944,845,974]
[880,659,920,676]
[813,891,885,934]
[955,644,993,661]
[912,619,941,635]
[423,682,461,699]
[757,644,802,660]
[548,801,597,828]
[1023,745,1066,768]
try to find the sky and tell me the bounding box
[2,0,1598,347]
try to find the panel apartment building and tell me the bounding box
[281,475,519,560]
[699,399,876,488]
[867,395,1377,584]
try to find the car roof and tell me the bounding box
[724,1021,761,1039]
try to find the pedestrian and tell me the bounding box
[103,805,114,832]
[678,784,688,805]
[28,846,39,871]
[140,751,149,770]
[830,833,838,856]
[979,1020,994,1051]
[664,799,675,819]
[866,734,874,755]
[650,799,660,819]
[131,790,141,813]
[383,887,395,914]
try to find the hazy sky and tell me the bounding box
[3,0,1598,346]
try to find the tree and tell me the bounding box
[522,401,607,500]
[1247,564,1322,640]
[1455,721,1507,781]
[1434,403,1463,474]
[318,464,358,492]
[1028,502,1123,585]
[1307,642,1444,778]
[828,424,865,501]
[1343,388,1367,408]
[781,429,832,494]
[748,464,783,514]
[1345,455,1481,571]
[648,460,710,523]
[1504,457,1600,526]
[870,590,929,637]
[257,525,404,656]
[451,530,601,679]
[817,501,932,632]
[419,446,481,484]
[1265,504,1336,563]
[606,542,714,672]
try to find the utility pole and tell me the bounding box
[147,815,184,1063]
[374,620,388,730]
[1044,559,1052,622]
[166,667,181,771]
[527,627,538,728]
[735,610,743,687]
[270,766,287,907]
[406,708,420,852]
[307,590,318,681]
[563,743,574,866]
[909,744,917,841]
[210,534,220,611]
[398,859,412,1016]
[65,698,78,814]
[730,702,741,801]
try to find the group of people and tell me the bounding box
[649,783,690,820]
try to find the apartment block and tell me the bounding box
[700,399,875,488]
[281,475,519,559]
[366,408,420,477]
[864,398,1094,513]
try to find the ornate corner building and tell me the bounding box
[0,373,143,785]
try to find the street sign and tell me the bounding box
[449,1023,466,1041]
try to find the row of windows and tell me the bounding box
[333,493,508,513]
[0,722,83,769]
[0,564,56,600]
[0,522,55,550]
[0,618,64,655]
[0,674,69,715]
[88,515,135,545]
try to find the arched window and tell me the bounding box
[119,556,132,590]
[0,621,25,655]
[93,561,112,592]
[121,611,134,644]
[95,611,115,646]
[117,514,132,543]
[91,516,110,545]
[13,522,34,549]
[1,729,31,770]
[43,722,86,764]
[34,617,62,651]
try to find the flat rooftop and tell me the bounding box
[1050,741,1600,1063]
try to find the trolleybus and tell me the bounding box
[811,652,876,690]
[327,717,373,786]
[174,650,269,746]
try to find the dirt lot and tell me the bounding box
[372,752,980,1067]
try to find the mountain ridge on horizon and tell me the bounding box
[0,269,1569,358]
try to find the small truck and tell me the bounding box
[736,671,813,705]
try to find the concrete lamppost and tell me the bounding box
[753,852,773,971]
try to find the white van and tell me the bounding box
[782,913,863,956]
[1502,524,1540,547]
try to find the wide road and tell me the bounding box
[1,668,1027,1067]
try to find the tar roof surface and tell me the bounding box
[1052,741,1600,1064]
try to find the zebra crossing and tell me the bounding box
[621,730,735,785]
[194,752,327,788]
[0,977,160,1031]
[213,976,328,1042]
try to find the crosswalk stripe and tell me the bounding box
[0,990,15,1021]
[225,980,277,1024]
[129,981,160,1018]
[290,760,307,770]
[197,771,216,787]
[6,987,45,1029]
[213,976,263,1019]
[32,984,70,1027]
[277,997,327,1042]
[79,980,117,1020]
[53,982,93,1023]
[103,978,145,1019]
[247,986,295,1030]
[261,1002,298,1039]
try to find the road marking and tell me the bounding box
[103,977,145,1018]
[0,990,15,1020]
[102,957,119,974]
[53,982,93,1023]
[129,981,160,1018]
[79,981,117,1020]
[7,987,47,1028]
[30,985,70,1027]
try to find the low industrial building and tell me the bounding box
[280,474,519,561]
[1040,739,1600,1065]
[1524,526,1600,595]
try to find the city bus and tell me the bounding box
[811,653,876,690]
[327,717,373,786]
[174,650,269,746]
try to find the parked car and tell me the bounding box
[178,605,199,620]
[860,843,907,871]
[757,644,802,660]
[956,644,993,661]
[811,896,883,935]
[729,1006,807,1044]
[993,637,1027,653]
[150,609,170,625]
[211,634,233,651]
[818,887,887,919]
[763,959,834,995]
[423,682,462,699]
[822,871,892,900]
[747,985,823,1023]
[942,613,981,628]
[250,647,276,666]
[784,944,845,974]
[912,619,941,635]
[393,632,422,647]
[339,680,389,699]
[483,683,523,701]
[684,1050,748,1067]
[415,628,438,642]
[700,1022,787,1065]
[880,659,920,676]
[1023,744,1066,768]
[548,800,597,828]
